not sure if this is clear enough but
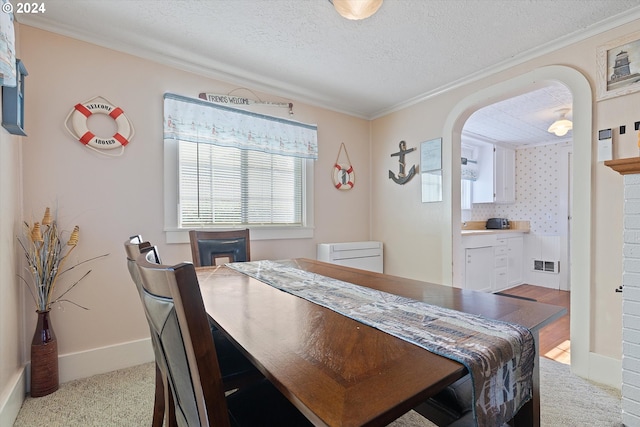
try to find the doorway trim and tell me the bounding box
[558,144,573,291]
[442,65,593,379]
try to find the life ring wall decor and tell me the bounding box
[64,96,134,157]
[332,142,355,190]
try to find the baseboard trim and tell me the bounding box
[58,338,155,384]
[24,338,155,389]
[0,366,26,427]
[588,351,621,389]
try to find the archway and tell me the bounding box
[441,65,592,378]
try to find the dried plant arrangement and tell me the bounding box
[18,207,109,312]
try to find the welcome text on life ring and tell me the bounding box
[71,102,132,150]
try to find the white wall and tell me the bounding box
[15,25,372,381]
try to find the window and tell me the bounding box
[178,142,302,227]
[163,93,317,243]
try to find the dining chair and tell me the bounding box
[188,229,250,267]
[124,235,170,427]
[124,236,262,426]
[414,374,474,426]
[135,249,313,426]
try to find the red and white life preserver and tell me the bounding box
[65,97,134,156]
[333,163,354,190]
[70,101,132,149]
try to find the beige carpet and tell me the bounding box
[14,357,622,426]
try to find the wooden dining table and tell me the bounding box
[196,258,566,427]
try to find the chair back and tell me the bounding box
[124,235,152,294]
[188,229,250,267]
[136,249,230,427]
[124,237,172,427]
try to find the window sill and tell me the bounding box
[165,226,314,244]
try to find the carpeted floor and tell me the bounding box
[14,357,622,426]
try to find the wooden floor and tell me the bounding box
[498,284,570,364]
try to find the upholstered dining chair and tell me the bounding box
[414,374,474,427]
[135,249,313,427]
[124,235,169,427]
[124,236,262,427]
[188,229,250,267]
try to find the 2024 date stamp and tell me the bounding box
[2,2,46,14]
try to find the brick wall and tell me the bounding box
[623,173,640,426]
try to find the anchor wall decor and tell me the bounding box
[389,140,418,185]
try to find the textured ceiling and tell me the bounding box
[17,0,640,143]
[464,82,574,147]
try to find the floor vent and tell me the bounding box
[533,260,560,274]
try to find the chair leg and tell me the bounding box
[166,388,178,427]
[152,363,165,427]
[162,368,178,427]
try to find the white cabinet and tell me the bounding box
[462,233,524,292]
[494,242,509,291]
[471,142,494,203]
[506,236,523,287]
[471,142,515,204]
[493,236,523,291]
[465,246,494,292]
[494,145,516,204]
[317,241,383,273]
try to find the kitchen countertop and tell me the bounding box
[461,220,530,236]
[461,229,528,236]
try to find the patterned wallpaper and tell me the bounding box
[468,142,571,234]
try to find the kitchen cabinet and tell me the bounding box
[465,246,494,292]
[493,235,523,291]
[471,142,515,204]
[462,232,524,292]
[494,145,516,204]
[506,236,523,287]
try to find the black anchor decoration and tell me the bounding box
[389,140,418,185]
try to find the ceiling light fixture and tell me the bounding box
[548,108,573,137]
[329,0,383,20]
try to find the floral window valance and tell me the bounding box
[163,93,317,159]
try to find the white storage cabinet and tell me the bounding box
[462,233,523,292]
[317,241,383,273]
[472,142,515,204]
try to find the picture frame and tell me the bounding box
[596,30,640,101]
[420,137,442,203]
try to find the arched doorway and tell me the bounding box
[441,65,593,378]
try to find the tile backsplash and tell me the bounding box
[467,141,570,235]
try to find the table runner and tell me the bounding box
[226,260,534,427]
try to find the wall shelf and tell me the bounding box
[605,157,640,175]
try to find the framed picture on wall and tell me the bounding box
[596,30,640,101]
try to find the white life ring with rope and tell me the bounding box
[333,163,354,190]
[65,97,134,157]
[332,142,355,190]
